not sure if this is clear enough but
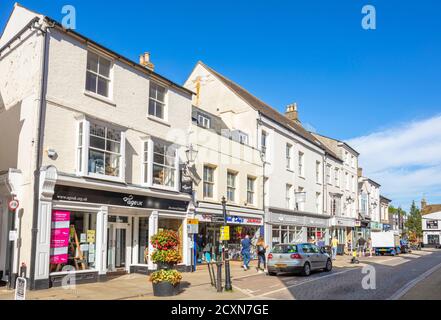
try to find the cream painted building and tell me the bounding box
[358,170,382,239]
[189,106,264,260]
[184,62,337,250]
[0,4,195,289]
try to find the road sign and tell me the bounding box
[187,218,199,234]
[8,199,19,211]
[220,226,230,241]
[15,277,27,300]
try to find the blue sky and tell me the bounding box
[1,0,441,210]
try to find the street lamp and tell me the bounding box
[221,196,232,291]
[185,144,198,164]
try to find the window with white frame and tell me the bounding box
[152,140,177,188]
[203,166,215,198]
[286,184,292,209]
[197,113,211,129]
[286,144,292,170]
[247,176,256,205]
[238,131,249,145]
[352,175,356,192]
[77,120,125,180]
[85,51,111,98]
[326,164,332,185]
[298,151,304,177]
[351,155,355,168]
[316,192,321,214]
[227,171,237,202]
[316,161,321,183]
[149,82,167,119]
[334,168,340,187]
[296,187,305,211]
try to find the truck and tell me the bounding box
[371,231,401,256]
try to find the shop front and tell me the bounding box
[329,216,356,249]
[33,173,190,289]
[194,202,264,263]
[266,208,330,250]
[355,219,371,241]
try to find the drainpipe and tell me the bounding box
[29,18,52,290]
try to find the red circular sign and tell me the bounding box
[8,199,19,211]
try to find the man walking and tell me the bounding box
[331,236,338,260]
[241,234,252,271]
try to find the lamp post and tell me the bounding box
[185,144,198,272]
[222,196,232,291]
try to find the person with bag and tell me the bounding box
[255,237,268,273]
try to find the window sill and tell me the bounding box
[150,184,179,193]
[286,168,294,173]
[84,172,125,184]
[298,175,306,180]
[147,115,171,127]
[84,90,116,106]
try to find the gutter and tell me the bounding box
[29,18,53,290]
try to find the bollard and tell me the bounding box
[216,262,223,292]
[224,248,232,291]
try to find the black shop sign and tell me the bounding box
[53,185,189,212]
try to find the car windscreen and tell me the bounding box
[272,244,298,254]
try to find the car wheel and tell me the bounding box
[324,259,332,272]
[302,262,311,276]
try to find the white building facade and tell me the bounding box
[0,4,195,289]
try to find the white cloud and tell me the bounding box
[347,114,441,209]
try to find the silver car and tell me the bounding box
[267,243,332,276]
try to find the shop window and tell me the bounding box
[138,217,149,264]
[50,211,97,273]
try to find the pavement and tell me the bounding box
[0,249,440,300]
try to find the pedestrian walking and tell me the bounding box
[241,234,252,271]
[255,237,268,273]
[331,236,338,260]
[203,241,212,263]
[357,237,366,257]
[367,237,373,257]
[347,239,352,256]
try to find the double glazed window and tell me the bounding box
[227,171,237,202]
[77,119,125,180]
[149,82,166,119]
[203,166,215,198]
[86,51,111,98]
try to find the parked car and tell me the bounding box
[267,243,332,276]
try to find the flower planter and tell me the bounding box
[152,281,180,297]
[157,262,174,270]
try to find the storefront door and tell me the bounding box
[107,222,131,272]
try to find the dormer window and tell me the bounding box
[197,113,211,129]
[238,131,248,144]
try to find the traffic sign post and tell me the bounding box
[8,199,19,211]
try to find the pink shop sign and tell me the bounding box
[50,210,70,264]
[51,228,70,247]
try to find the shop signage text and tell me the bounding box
[220,226,230,241]
[53,185,189,212]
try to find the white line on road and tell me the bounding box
[388,261,441,300]
[256,269,354,298]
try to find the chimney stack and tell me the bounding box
[285,103,300,123]
[139,52,154,71]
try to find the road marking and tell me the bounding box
[388,261,441,300]
[254,269,354,298]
